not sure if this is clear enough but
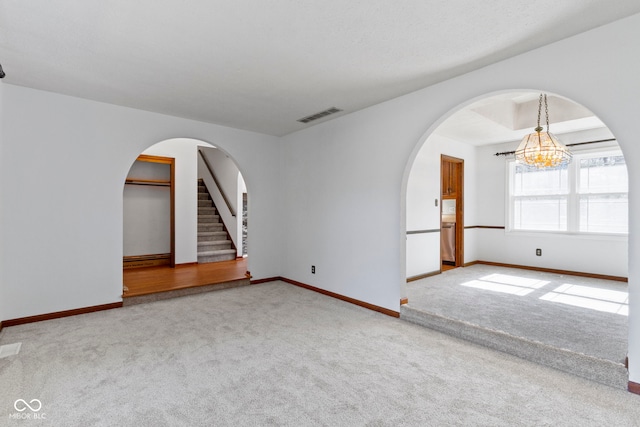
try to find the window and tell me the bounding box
[508,148,628,234]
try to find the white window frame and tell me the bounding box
[506,147,628,236]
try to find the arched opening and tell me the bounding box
[122,138,251,301]
[402,90,629,387]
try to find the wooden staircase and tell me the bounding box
[197,179,237,263]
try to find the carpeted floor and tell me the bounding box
[405,265,628,363]
[1,281,639,426]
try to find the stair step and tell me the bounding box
[198,230,227,237]
[198,230,225,236]
[198,249,236,256]
[198,231,226,242]
[198,224,224,232]
[123,278,250,306]
[198,249,237,263]
[198,237,231,244]
[198,214,220,223]
[198,240,232,251]
[196,179,235,259]
[400,305,628,389]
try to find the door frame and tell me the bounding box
[123,154,176,268]
[440,155,464,268]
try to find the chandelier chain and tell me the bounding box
[544,93,550,130]
[536,93,543,130]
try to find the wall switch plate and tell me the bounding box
[536,248,542,256]
[311,265,315,274]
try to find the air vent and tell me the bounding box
[297,107,343,124]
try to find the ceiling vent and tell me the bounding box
[297,107,343,124]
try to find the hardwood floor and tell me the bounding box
[123,258,249,298]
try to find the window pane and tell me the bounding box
[579,194,628,233]
[513,164,568,196]
[579,154,627,194]
[514,197,567,231]
[509,147,628,235]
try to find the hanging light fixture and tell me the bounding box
[514,94,571,168]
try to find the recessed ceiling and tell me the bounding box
[434,92,606,146]
[1,1,639,136]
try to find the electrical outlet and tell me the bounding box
[311,265,315,274]
[536,248,542,256]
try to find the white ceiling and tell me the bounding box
[1,1,638,136]
[434,92,606,146]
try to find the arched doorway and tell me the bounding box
[122,138,251,301]
[402,90,629,388]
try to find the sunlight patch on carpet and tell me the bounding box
[461,274,550,296]
[0,342,22,358]
[540,284,628,316]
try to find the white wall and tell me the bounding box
[200,147,241,215]
[473,128,627,277]
[0,85,280,321]
[0,82,4,325]
[475,228,627,276]
[142,139,204,264]
[280,118,411,310]
[280,14,640,381]
[406,134,477,277]
[123,185,171,256]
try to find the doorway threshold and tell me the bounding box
[123,258,249,305]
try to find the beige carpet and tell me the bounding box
[1,281,639,426]
[405,264,628,362]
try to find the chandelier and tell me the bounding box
[514,94,571,168]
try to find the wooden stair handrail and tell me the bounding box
[198,149,236,217]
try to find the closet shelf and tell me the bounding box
[125,179,171,187]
